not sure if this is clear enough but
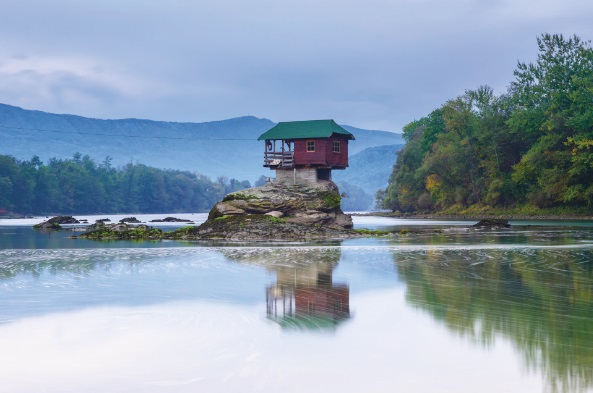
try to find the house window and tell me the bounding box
[308,301,316,314]
[332,141,340,153]
[307,140,315,152]
[334,300,342,312]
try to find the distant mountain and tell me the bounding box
[333,144,404,209]
[341,125,404,148]
[0,104,403,183]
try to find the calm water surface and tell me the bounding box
[1,215,593,392]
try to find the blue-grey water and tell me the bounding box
[2,215,593,392]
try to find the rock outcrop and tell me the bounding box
[119,217,141,223]
[33,215,80,230]
[472,218,511,228]
[78,220,162,239]
[166,180,356,241]
[47,216,80,224]
[33,221,63,230]
[149,217,193,223]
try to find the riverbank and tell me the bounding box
[355,210,593,221]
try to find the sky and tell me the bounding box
[1,0,592,132]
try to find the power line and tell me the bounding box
[0,124,256,141]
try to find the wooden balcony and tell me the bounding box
[263,151,294,168]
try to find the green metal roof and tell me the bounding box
[257,119,355,141]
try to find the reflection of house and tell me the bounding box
[266,260,350,330]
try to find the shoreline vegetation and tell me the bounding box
[0,153,251,215]
[377,33,593,217]
[353,210,593,221]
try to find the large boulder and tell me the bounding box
[167,180,355,241]
[208,181,352,228]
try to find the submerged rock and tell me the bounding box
[166,180,355,241]
[119,217,141,223]
[33,215,80,230]
[472,218,511,228]
[149,217,193,223]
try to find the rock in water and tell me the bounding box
[48,216,80,224]
[120,217,141,223]
[33,221,62,230]
[33,215,80,229]
[79,221,162,239]
[472,218,511,228]
[149,217,193,223]
[166,180,355,241]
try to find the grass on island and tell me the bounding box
[81,227,163,240]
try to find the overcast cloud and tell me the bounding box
[1,0,592,131]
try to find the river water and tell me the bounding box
[1,214,593,392]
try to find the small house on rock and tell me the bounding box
[257,120,355,184]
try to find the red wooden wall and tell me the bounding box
[292,135,349,168]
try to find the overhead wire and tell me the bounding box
[0,124,256,141]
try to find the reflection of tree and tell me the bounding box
[395,249,593,393]
[222,247,350,330]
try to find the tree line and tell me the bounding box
[378,34,593,213]
[0,153,250,214]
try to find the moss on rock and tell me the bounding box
[79,223,162,240]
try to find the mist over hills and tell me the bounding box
[0,103,403,185]
[333,144,403,198]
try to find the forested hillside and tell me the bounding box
[379,34,593,214]
[0,154,249,215]
[0,105,402,183]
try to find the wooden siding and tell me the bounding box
[292,135,349,168]
[324,135,349,168]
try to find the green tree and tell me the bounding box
[379,33,593,213]
[509,34,593,207]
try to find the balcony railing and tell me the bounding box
[264,151,294,168]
